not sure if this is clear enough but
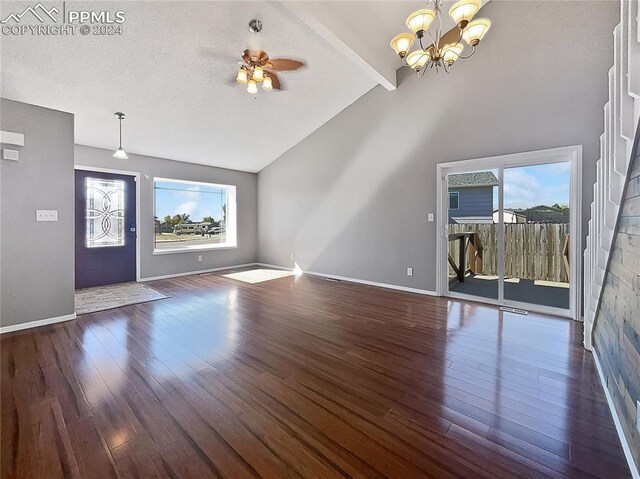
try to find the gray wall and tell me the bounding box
[1,99,75,328]
[258,1,618,291]
[75,145,258,279]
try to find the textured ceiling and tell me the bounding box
[0,1,377,172]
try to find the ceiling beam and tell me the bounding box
[281,1,398,91]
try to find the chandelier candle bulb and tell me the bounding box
[390,33,415,57]
[448,0,481,28]
[462,18,491,46]
[405,9,436,37]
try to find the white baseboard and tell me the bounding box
[256,263,438,296]
[139,263,258,282]
[0,312,77,334]
[592,348,640,479]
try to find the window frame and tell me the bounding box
[449,191,460,211]
[152,177,237,255]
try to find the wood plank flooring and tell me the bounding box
[0,269,631,478]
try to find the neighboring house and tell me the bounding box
[493,209,527,224]
[448,171,498,224]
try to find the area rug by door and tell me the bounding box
[75,282,169,315]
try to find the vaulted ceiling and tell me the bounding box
[0,1,486,172]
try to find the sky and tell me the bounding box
[155,181,226,222]
[486,162,570,210]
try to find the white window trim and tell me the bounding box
[153,177,237,255]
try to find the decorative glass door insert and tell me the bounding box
[85,177,125,248]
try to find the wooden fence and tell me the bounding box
[448,223,570,283]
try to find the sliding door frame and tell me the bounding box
[436,145,582,320]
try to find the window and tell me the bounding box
[153,178,237,253]
[449,191,459,210]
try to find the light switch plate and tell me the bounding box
[427,213,434,222]
[407,267,413,276]
[36,210,58,222]
[2,149,19,161]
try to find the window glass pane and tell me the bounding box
[154,179,235,252]
[86,178,125,248]
[449,192,459,210]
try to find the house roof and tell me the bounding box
[448,172,499,188]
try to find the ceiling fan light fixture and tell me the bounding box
[390,32,415,58]
[462,18,491,46]
[262,75,273,90]
[449,0,480,28]
[247,79,258,94]
[253,65,264,81]
[236,67,248,84]
[112,112,128,160]
[405,9,435,37]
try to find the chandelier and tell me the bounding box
[389,0,490,76]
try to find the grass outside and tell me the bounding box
[154,232,227,250]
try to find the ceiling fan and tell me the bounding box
[234,19,305,94]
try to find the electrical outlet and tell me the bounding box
[197,255,203,262]
[427,213,434,222]
[36,210,58,222]
[407,267,413,276]
[290,253,294,260]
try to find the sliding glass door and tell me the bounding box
[438,147,580,319]
[502,162,571,310]
[446,168,499,302]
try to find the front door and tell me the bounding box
[75,169,136,289]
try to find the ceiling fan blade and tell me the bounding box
[197,47,238,63]
[266,72,283,90]
[267,59,305,71]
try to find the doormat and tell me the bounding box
[75,282,169,315]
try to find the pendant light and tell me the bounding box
[112,112,128,160]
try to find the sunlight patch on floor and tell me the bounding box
[223,269,294,284]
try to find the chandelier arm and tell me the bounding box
[459,45,476,60]
[435,0,443,49]
[418,62,430,78]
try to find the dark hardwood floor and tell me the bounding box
[0,269,631,478]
